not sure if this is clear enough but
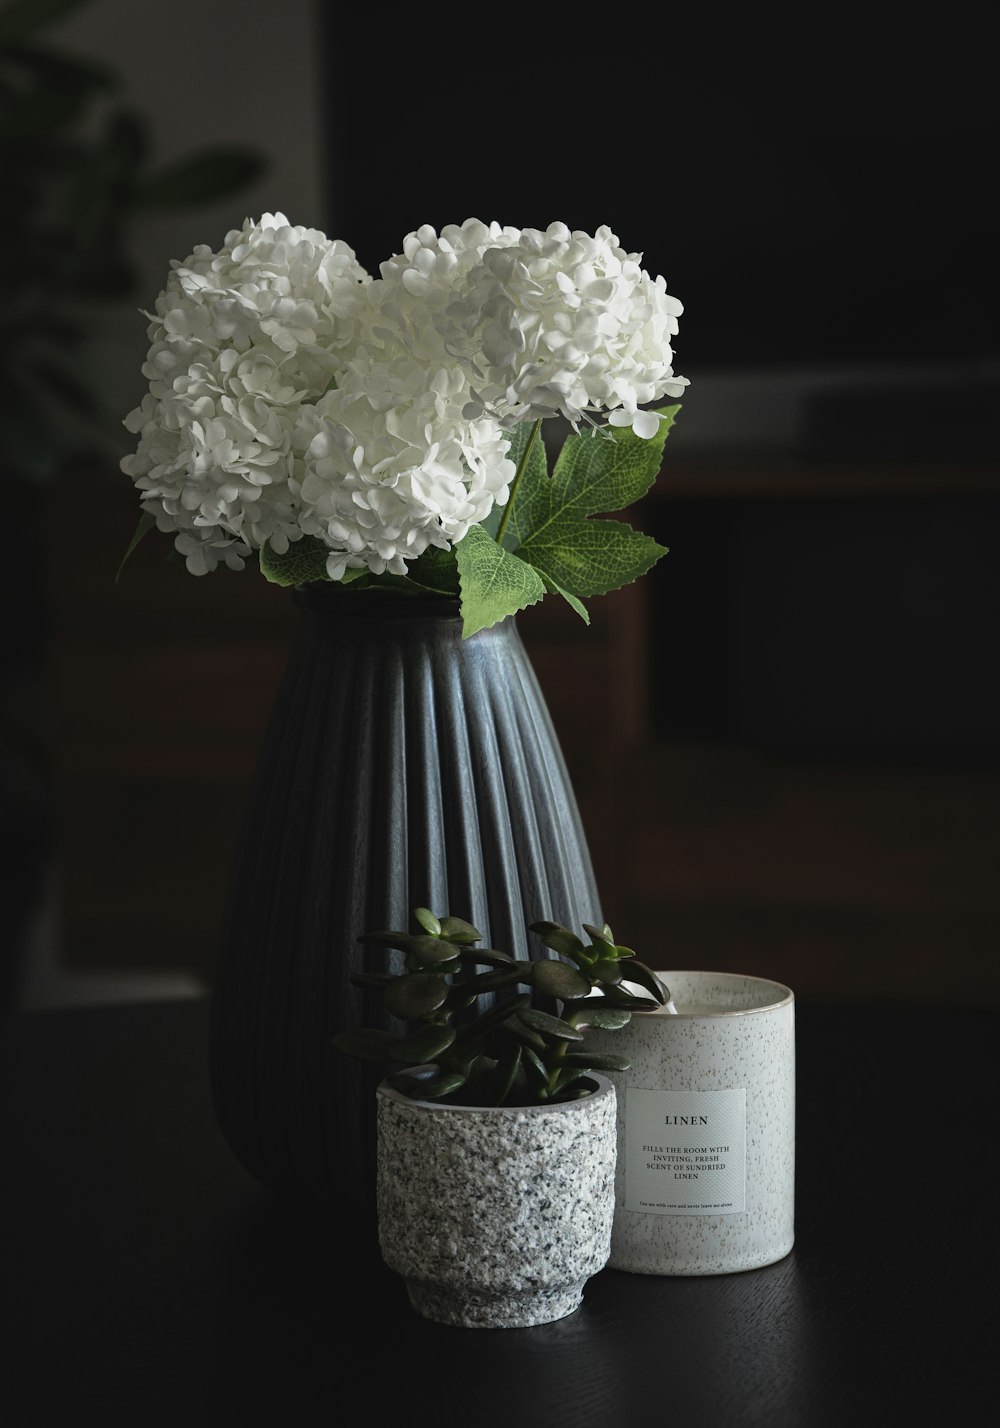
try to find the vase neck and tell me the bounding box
[293,584,462,622]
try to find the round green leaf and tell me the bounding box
[532,959,593,1001]
[517,1007,584,1041]
[594,984,662,1010]
[500,1019,547,1054]
[384,974,448,1021]
[457,947,516,968]
[408,935,462,966]
[521,1046,550,1090]
[491,1043,523,1105]
[582,924,617,958]
[438,916,482,944]
[562,1052,631,1071]
[413,907,442,936]
[623,961,670,1005]
[462,966,533,993]
[578,1006,632,1030]
[392,1025,456,1063]
[412,1072,468,1101]
[529,920,586,960]
[592,959,624,986]
[386,1063,442,1094]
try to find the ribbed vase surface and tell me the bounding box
[209,588,602,1205]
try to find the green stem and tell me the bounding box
[495,418,542,547]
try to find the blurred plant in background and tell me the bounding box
[0,0,266,1014]
[0,0,266,484]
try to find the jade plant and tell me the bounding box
[332,908,670,1106]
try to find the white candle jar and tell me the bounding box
[588,970,795,1275]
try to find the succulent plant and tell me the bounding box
[332,908,671,1106]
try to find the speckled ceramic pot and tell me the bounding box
[375,1075,617,1328]
[587,971,794,1276]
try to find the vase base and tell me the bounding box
[405,1279,585,1329]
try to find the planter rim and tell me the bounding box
[376,1071,616,1115]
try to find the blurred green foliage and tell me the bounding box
[0,0,267,480]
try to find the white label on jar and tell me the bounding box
[625,1087,747,1215]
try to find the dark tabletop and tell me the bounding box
[0,996,996,1425]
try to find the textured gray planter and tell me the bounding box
[376,1075,618,1328]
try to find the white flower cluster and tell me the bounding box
[122,214,686,577]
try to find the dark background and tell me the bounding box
[3,3,998,1013]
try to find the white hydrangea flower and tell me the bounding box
[372,219,688,434]
[121,213,688,583]
[120,213,370,571]
[292,354,514,579]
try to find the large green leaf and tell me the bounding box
[400,544,460,596]
[259,537,334,587]
[115,510,155,584]
[502,406,679,600]
[455,522,546,637]
[483,419,548,542]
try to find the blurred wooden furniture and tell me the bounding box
[40,460,1000,1004]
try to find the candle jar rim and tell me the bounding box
[634,969,794,1017]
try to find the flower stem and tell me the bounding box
[495,418,542,547]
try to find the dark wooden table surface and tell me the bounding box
[1,996,996,1425]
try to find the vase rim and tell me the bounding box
[376,1071,616,1115]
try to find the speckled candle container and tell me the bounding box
[376,1075,617,1328]
[588,971,794,1276]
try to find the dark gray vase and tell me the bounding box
[209,586,602,1207]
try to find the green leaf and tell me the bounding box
[552,1065,600,1096]
[532,960,593,1001]
[403,545,460,596]
[521,1046,550,1090]
[407,1071,467,1101]
[486,420,550,543]
[516,1008,585,1042]
[360,930,454,963]
[115,511,155,584]
[592,959,624,986]
[384,974,448,1021]
[385,1063,444,1094]
[413,907,442,937]
[455,523,546,638]
[437,916,482,945]
[451,993,531,1059]
[458,966,534,994]
[391,1025,457,1064]
[539,570,590,624]
[456,946,516,968]
[259,536,332,587]
[578,1006,633,1030]
[529,921,587,962]
[623,960,671,1005]
[136,147,266,208]
[593,984,663,1010]
[504,406,679,600]
[491,1042,523,1105]
[561,1052,632,1071]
